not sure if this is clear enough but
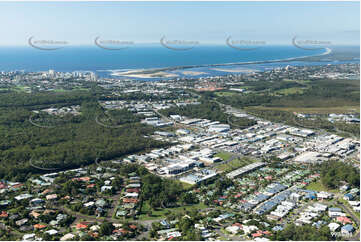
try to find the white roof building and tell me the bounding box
[328,223,340,232]
[225,225,240,234]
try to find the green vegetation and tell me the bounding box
[149,208,204,240]
[100,222,115,236]
[141,173,183,209]
[245,108,360,138]
[97,109,141,126]
[247,105,360,114]
[271,224,332,241]
[214,91,239,97]
[210,79,360,137]
[215,157,254,173]
[216,79,359,108]
[0,90,96,109]
[215,152,233,161]
[306,180,328,191]
[139,201,207,220]
[275,87,306,95]
[321,160,360,189]
[306,180,338,193]
[0,92,168,181]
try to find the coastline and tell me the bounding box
[108,47,333,78]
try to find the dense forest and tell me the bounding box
[204,78,360,137]
[0,92,168,181]
[107,164,187,210]
[271,223,332,241]
[0,90,97,109]
[246,108,360,138]
[97,109,141,126]
[160,100,256,128]
[320,160,360,188]
[216,79,359,108]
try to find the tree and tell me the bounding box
[100,222,115,236]
[180,192,198,205]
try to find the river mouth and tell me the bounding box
[101,47,333,79]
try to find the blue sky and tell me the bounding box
[0,1,359,46]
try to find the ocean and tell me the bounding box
[0,45,359,79]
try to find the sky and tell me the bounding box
[0,1,359,46]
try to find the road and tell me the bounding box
[338,203,360,241]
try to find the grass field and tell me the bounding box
[215,152,233,161]
[176,180,194,190]
[215,91,238,97]
[306,180,339,193]
[138,201,208,220]
[275,87,307,95]
[10,86,31,93]
[215,157,254,173]
[283,79,312,83]
[53,88,67,92]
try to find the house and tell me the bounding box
[254,237,270,241]
[328,207,342,217]
[46,194,58,200]
[160,220,170,228]
[44,209,56,215]
[340,184,350,192]
[313,203,328,212]
[0,200,11,207]
[348,201,360,207]
[56,213,67,221]
[46,229,58,235]
[14,194,33,201]
[116,210,126,217]
[243,225,258,234]
[0,211,8,218]
[317,191,333,200]
[30,198,44,206]
[29,210,41,219]
[341,224,355,236]
[343,193,354,201]
[101,186,113,192]
[34,224,47,229]
[336,216,352,225]
[123,198,138,203]
[272,226,283,232]
[328,222,340,232]
[252,231,263,238]
[129,224,137,230]
[41,189,52,195]
[87,184,96,188]
[96,207,104,216]
[166,231,182,239]
[76,222,89,230]
[23,233,36,241]
[19,225,32,232]
[84,201,95,208]
[95,199,107,208]
[125,192,138,197]
[60,233,75,241]
[16,218,28,226]
[72,176,91,182]
[90,225,100,231]
[49,220,58,226]
[226,225,240,234]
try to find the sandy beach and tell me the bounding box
[111,69,179,78]
[211,68,257,73]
